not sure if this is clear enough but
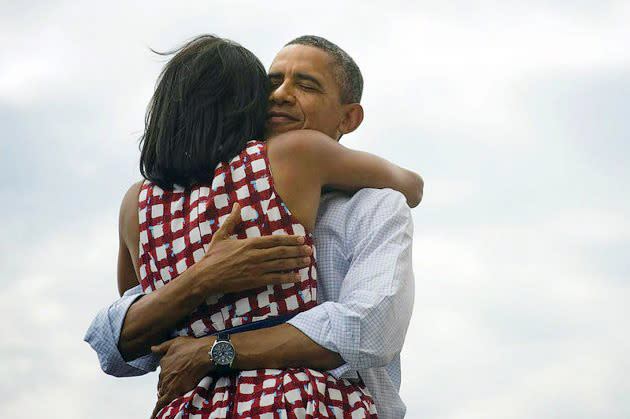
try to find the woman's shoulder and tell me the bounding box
[119,180,144,232]
[121,180,144,207]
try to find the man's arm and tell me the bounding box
[233,190,413,373]
[149,322,344,413]
[84,284,159,377]
[286,190,414,371]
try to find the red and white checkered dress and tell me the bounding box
[138,140,378,418]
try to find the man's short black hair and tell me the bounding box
[285,35,363,104]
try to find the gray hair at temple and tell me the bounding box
[285,35,363,104]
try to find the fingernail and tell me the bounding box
[303,246,312,255]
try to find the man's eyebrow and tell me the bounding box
[268,72,283,79]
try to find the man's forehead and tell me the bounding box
[269,44,334,79]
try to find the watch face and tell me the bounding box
[211,341,235,366]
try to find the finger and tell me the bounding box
[257,272,302,286]
[157,379,173,403]
[152,397,168,419]
[248,234,305,249]
[153,388,178,417]
[157,375,169,397]
[151,339,173,355]
[259,256,311,273]
[211,203,241,244]
[156,389,179,414]
[255,245,312,262]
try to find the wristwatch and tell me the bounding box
[209,332,235,372]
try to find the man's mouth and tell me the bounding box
[267,111,299,124]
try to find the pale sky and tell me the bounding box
[1,1,629,418]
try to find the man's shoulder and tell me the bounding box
[321,188,408,216]
[353,187,407,206]
[315,188,413,258]
[318,189,411,241]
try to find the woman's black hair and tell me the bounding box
[139,34,270,189]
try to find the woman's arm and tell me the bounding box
[117,181,143,296]
[272,130,423,207]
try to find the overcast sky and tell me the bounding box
[1,1,629,418]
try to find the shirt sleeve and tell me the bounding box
[288,190,415,374]
[84,285,160,377]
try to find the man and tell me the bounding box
[85,35,417,418]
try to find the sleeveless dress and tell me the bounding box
[138,140,378,418]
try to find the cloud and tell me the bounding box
[402,205,630,418]
[0,219,159,418]
[1,1,629,418]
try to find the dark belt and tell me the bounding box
[211,313,298,336]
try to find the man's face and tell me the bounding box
[267,45,345,140]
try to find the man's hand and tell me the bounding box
[150,336,216,418]
[149,325,344,418]
[192,202,314,295]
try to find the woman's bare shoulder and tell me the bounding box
[119,180,144,238]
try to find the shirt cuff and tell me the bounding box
[327,363,358,380]
[287,306,359,380]
[84,288,159,376]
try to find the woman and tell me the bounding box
[118,35,422,418]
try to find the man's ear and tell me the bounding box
[339,103,364,135]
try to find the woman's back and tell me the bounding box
[138,140,318,337]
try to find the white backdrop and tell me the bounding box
[1,1,629,418]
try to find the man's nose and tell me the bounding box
[269,81,295,105]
